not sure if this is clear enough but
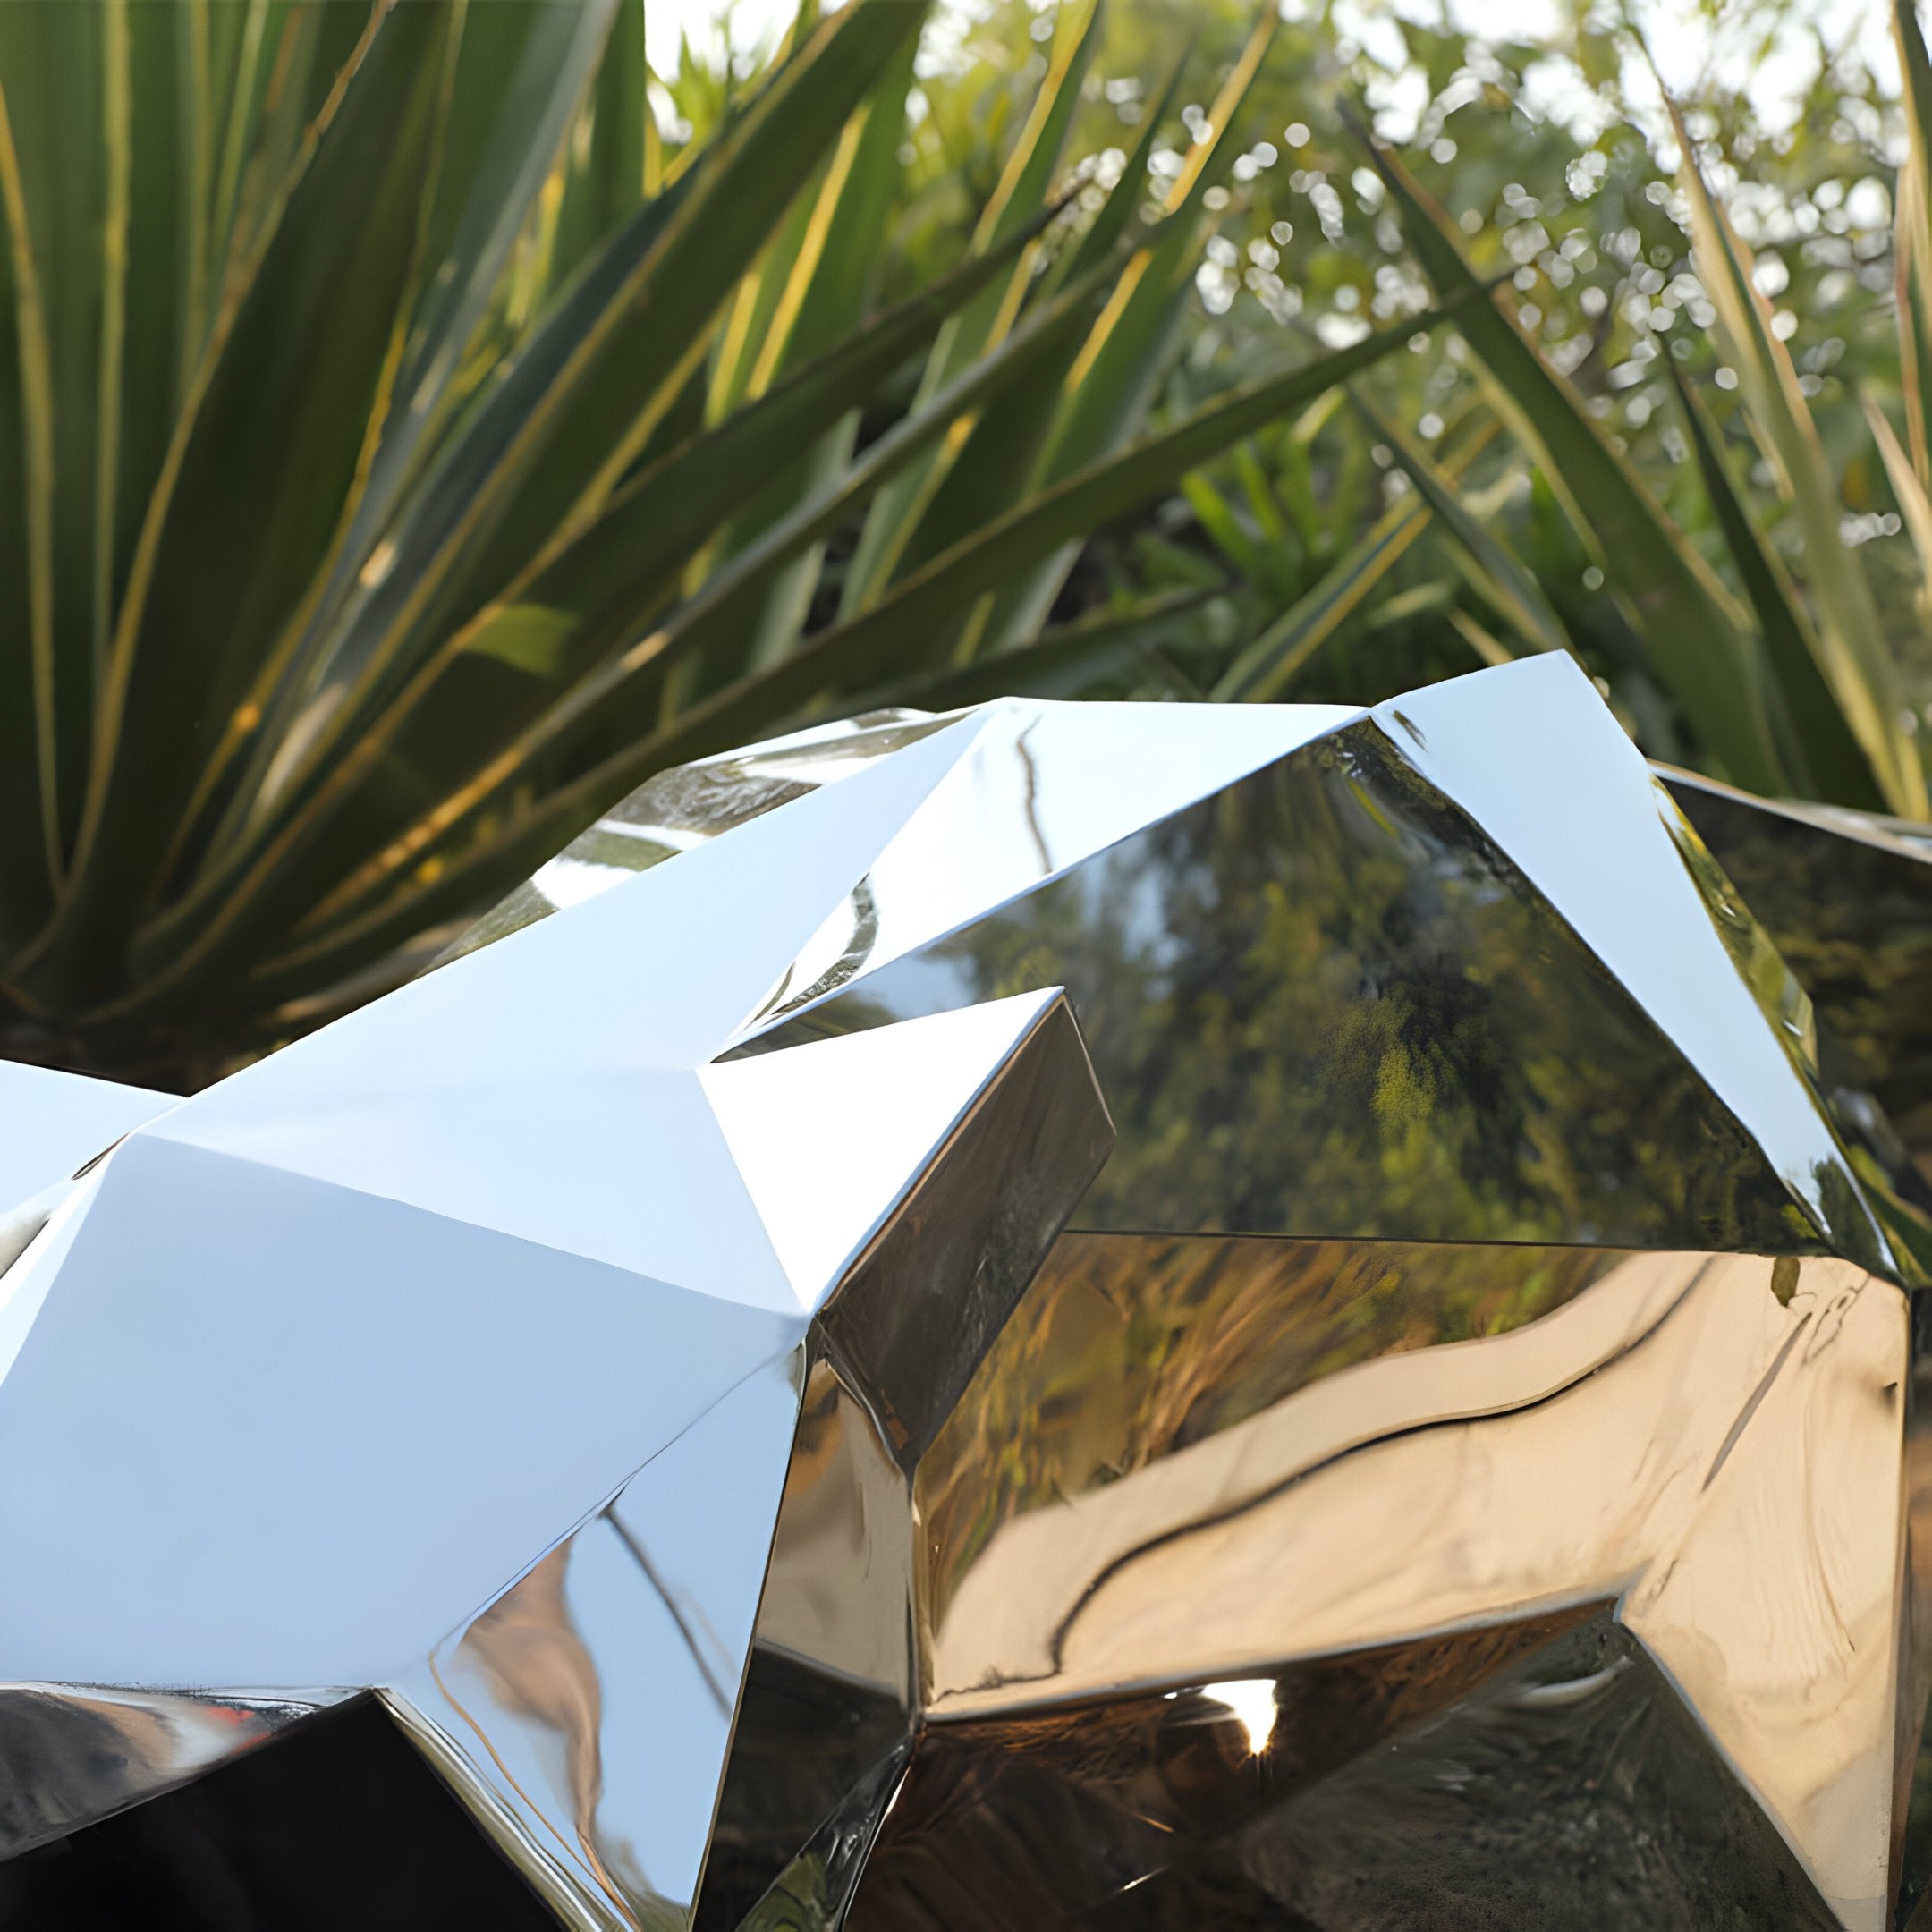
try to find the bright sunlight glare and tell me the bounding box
[1201,1678,1278,1757]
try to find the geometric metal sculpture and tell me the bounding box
[0,655,1925,1928]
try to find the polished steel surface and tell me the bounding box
[441,708,958,966]
[1372,659,1888,1267]
[1664,760,1932,1275]
[3,657,1928,1929]
[0,1061,175,1208]
[0,723,1110,1923]
[914,1235,1903,1928]
[737,669,1902,1275]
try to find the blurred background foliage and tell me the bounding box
[2,0,1930,1082]
[834,0,1932,801]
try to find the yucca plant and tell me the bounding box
[1189,0,1932,827]
[0,0,1462,1088]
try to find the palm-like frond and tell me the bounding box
[0,0,1453,1083]
[1305,7,1931,826]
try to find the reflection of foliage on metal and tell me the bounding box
[762,718,1857,1260]
[1666,767,1932,1169]
[1665,766,1932,1283]
[5,665,1929,1929]
[916,1233,1623,1623]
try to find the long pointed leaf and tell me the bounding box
[28,2,450,998]
[549,0,646,293]
[1213,413,1499,701]
[1672,363,1883,808]
[838,0,1102,611]
[129,202,1055,975]
[1352,391,1569,658]
[228,0,627,792]
[0,64,57,921]
[0,4,115,869]
[1362,122,1788,798]
[1670,98,1924,817]
[225,0,927,858]
[1867,390,1932,605]
[589,307,1450,782]
[732,25,917,674]
[1214,496,1432,699]
[884,43,1191,597]
[975,4,1280,655]
[250,315,1450,987]
[888,587,1219,708]
[1894,0,1932,495]
[119,207,1124,1000]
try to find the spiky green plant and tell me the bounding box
[1186,0,1932,826]
[0,0,1454,1086]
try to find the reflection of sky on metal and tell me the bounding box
[398,1352,802,1914]
[1374,656,1893,1273]
[740,700,1357,1039]
[0,1062,174,1209]
[7,654,1925,1925]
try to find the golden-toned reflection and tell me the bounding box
[855,1606,1842,1932]
[912,1233,1907,1931]
[457,1549,607,1890]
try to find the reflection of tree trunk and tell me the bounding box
[461,1547,612,1894]
[606,1509,730,1714]
[1016,724,1050,876]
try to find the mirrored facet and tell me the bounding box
[739,716,1845,1258]
[731,699,1362,1040]
[696,1352,915,1932]
[0,1061,176,1212]
[856,1610,1840,1932]
[392,1352,805,1928]
[698,988,1114,1925]
[4,658,1923,1931]
[910,1231,1905,1929]
[1373,656,1894,1273]
[0,1130,798,1692]
[443,708,959,966]
[0,1696,560,1929]
[1664,763,1932,1267]
[148,717,986,1310]
[0,1682,341,1860]
[699,991,1068,1311]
